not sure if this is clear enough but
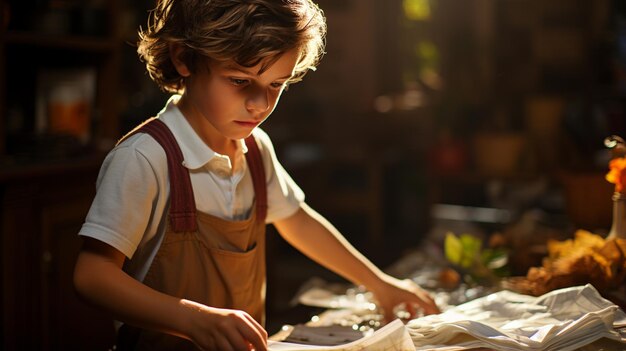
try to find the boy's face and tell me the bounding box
[176,48,299,142]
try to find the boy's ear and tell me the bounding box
[170,43,191,77]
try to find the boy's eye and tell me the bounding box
[229,78,248,86]
[229,77,288,90]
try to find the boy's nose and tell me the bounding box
[246,89,271,113]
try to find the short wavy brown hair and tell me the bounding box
[137,0,326,93]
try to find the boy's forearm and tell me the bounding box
[273,203,389,292]
[73,249,192,340]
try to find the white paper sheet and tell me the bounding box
[268,319,414,351]
[406,284,626,351]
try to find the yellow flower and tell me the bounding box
[606,157,626,193]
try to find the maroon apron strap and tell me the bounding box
[118,118,197,232]
[244,136,267,222]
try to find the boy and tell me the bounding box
[73,0,439,350]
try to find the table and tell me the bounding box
[271,250,626,350]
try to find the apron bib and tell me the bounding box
[116,118,267,350]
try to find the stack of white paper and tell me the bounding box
[406,284,626,351]
[268,319,414,351]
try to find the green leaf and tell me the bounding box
[459,234,482,268]
[444,232,463,265]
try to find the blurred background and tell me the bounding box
[1,0,626,349]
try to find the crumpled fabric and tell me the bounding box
[406,284,626,351]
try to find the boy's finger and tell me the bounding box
[409,284,440,315]
[243,313,268,341]
[223,328,250,351]
[384,309,396,324]
[215,334,236,351]
[405,302,417,318]
[420,294,441,315]
[237,320,267,351]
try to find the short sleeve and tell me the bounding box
[78,135,167,258]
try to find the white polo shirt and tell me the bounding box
[79,95,304,282]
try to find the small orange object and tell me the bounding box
[606,157,626,193]
[438,267,461,290]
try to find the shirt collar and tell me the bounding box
[157,95,248,170]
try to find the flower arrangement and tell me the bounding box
[504,136,626,298]
[515,229,626,296]
[604,136,626,240]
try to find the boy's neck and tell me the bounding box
[175,95,240,162]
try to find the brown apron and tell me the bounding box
[116,118,267,350]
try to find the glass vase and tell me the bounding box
[607,192,626,240]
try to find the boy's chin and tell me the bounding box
[229,129,256,140]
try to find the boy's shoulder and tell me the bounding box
[117,129,163,150]
[97,131,169,188]
[110,131,168,167]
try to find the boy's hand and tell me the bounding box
[181,300,267,351]
[370,275,440,323]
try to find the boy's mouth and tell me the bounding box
[234,120,261,128]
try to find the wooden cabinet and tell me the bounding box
[0,0,123,349]
[1,160,115,350]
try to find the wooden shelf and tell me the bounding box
[5,31,118,52]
